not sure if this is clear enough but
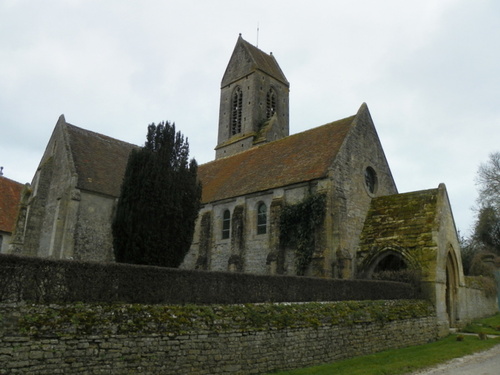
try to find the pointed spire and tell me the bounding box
[56,114,67,127]
[221,35,289,88]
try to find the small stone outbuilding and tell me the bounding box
[357,185,471,333]
[0,175,24,253]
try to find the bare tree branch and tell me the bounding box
[476,152,500,211]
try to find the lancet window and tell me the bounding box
[257,202,267,235]
[231,87,243,135]
[222,209,231,239]
[266,88,277,119]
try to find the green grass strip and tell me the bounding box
[271,334,500,375]
[463,312,500,335]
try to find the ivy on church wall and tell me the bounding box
[279,193,326,275]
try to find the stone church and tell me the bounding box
[10,35,495,330]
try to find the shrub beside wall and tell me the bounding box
[0,254,417,304]
[0,300,437,374]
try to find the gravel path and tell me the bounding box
[409,343,500,375]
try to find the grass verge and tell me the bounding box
[271,335,500,375]
[270,314,500,375]
[463,312,500,335]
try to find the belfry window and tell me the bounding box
[266,88,276,119]
[364,166,378,194]
[231,87,243,135]
[257,203,267,235]
[222,209,231,239]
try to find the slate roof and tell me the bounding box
[221,35,289,87]
[0,176,24,233]
[65,123,138,197]
[359,188,439,251]
[199,114,355,203]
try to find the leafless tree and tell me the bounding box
[476,152,500,211]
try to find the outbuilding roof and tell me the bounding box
[359,188,439,252]
[0,176,24,233]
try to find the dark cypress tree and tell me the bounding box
[112,121,202,267]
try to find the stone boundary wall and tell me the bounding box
[496,271,500,310]
[458,282,498,323]
[0,300,438,374]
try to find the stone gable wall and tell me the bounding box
[328,108,397,278]
[16,158,55,257]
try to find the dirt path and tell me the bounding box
[409,343,500,375]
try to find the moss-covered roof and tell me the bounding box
[199,114,355,203]
[359,188,439,256]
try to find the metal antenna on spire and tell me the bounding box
[256,23,260,47]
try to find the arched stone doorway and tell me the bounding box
[445,250,459,327]
[373,253,408,273]
[363,250,409,279]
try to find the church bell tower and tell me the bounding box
[215,35,290,159]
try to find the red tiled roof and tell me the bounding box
[65,124,138,197]
[199,115,355,203]
[60,107,358,204]
[0,176,24,233]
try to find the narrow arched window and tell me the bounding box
[364,166,378,194]
[257,203,267,235]
[231,87,243,135]
[222,209,231,239]
[266,88,276,119]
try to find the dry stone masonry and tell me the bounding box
[0,300,438,374]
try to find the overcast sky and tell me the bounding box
[1,0,499,237]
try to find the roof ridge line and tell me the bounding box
[203,114,357,167]
[65,122,139,148]
[0,175,25,186]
